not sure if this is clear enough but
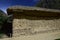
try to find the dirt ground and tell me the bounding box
[0,31,60,40]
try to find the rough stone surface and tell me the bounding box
[6,6,60,40]
[13,13,60,37]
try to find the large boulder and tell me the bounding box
[7,6,60,38]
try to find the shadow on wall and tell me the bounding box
[14,13,60,20]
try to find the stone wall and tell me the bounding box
[7,6,60,37]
